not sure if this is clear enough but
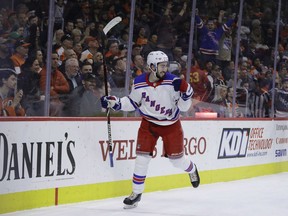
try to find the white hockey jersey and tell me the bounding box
[120,72,193,126]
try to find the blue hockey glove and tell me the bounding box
[172,78,188,92]
[101,96,121,111]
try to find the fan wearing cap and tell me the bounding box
[64,73,109,117]
[80,36,100,62]
[10,39,30,74]
[56,34,73,65]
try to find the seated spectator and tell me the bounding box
[80,60,93,74]
[142,34,157,59]
[10,39,31,74]
[110,56,127,88]
[0,37,15,70]
[95,62,116,88]
[18,55,44,116]
[65,74,109,117]
[207,64,226,102]
[0,68,25,116]
[105,40,120,64]
[56,34,73,65]
[131,54,146,77]
[135,27,148,46]
[62,58,82,93]
[39,52,70,116]
[80,36,100,62]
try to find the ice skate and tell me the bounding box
[189,164,200,188]
[123,192,142,209]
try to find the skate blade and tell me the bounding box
[123,202,138,209]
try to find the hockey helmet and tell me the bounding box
[147,51,169,71]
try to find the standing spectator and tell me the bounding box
[216,29,233,70]
[10,39,31,74]
[100,51,199,208]
[195,9,235,67]
[0,69,25,116]
[39,52,69,116]
[156,1,187,61]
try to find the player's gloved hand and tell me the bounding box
[172,78,193,101]
[101,96,121,111]
[172,78,188,92]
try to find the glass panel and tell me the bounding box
[1,0,287,118]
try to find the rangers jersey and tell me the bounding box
[119,72,193,126]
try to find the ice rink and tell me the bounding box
[3,172,288,216]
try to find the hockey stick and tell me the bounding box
[102,16,122,167]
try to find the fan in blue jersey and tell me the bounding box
[101,51,200,209]
[195,9,236,67]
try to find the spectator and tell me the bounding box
[17,55,43,116]
[131,54,146,77]
[0,37,15,70]
[80,36,100,62]
[71,28,83,45]
[52,29,65,51]
[0,68,25,116]
[80,60,93,74]
[111,56,127,88]
[65,73,109,117]
[190,60,211,102]
[207,64,226,102]
[105,40,120,61]
[39,52,69,116]
[142,34,157,59]
[271,77,288,118]
[58,48,78,73]
[73,42,83,59]
[156,1,187,61]
[63,58,82,93]
[10,39,31,74]
[135,27,148,46]
[64,20,74,35]
[56,34,73,65]
[95,62,116,88]
[195,9,235,67]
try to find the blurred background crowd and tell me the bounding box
[0,0,288,118]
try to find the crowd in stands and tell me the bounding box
[0,0,288,117]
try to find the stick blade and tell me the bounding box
[103,16,122,35]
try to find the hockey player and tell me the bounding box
[101,51,200,208]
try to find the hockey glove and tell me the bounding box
[172,78,188,92]
[172,78,193,101]
[101,96,121,111]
